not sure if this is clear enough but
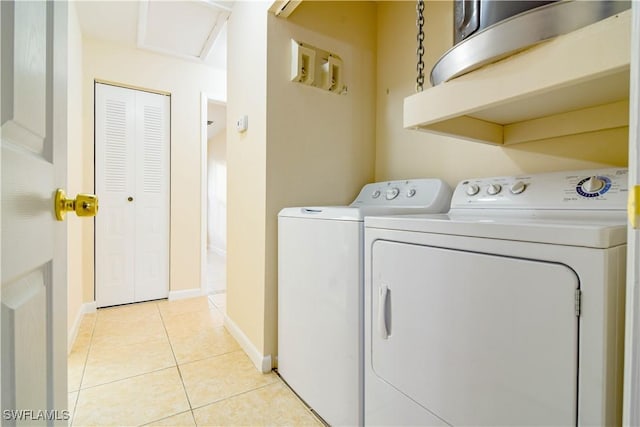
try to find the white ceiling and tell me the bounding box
[75,0,231,70]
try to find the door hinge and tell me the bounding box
[628,185,640,229]
[575,289,582,317]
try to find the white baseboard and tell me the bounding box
[224,314,272,373]
[67,302,98,354]
[168,288,204,301]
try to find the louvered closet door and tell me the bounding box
[95,83,169,307]
[134,91,170,302]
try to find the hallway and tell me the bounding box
[207,251,226,295]
[67,297,320,426]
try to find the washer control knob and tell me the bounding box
[466,184,480,196]
[372,190,381,199]
[486,183,502,196]
[581,176,605,193]
[385,187,400,200]
[407,189,416,198]
[510,181,526,195]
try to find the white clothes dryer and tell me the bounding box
[278,179,452,426]
[364,168,628,426]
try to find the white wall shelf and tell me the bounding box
[404,9,631,146]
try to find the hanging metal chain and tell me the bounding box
[416,0,425,92]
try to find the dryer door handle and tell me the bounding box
[378,284,390,340]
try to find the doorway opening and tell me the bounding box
[201,95,227,312]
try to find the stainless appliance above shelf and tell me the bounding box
[431,0,631,86]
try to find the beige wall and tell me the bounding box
[226,0,270,356]
[67,1,85,334]
[375,1,628,187]
[267,1,377,206]
[81,38,226,301]
[264,1,377,358]
[207,130,227,253]
[226,1,377,362]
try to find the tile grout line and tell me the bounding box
[157,302,198,419]
[124,301,195,426]
[77,302,175,391]
[136,409,193,427]
[76,365,179,392]
[69,313,97,427]
[158,299,261,425]
[163,307,208,427]
[184,374,324,426]
[174,347,243,369]
[188,379,281,412]
[87,335,171,353]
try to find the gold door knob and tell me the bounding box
[55,189,99,221]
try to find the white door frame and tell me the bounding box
[624,2,640,425]
[200,92,227,295]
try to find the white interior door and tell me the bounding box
[1,0,68,421]
[95,83,169,308]
[624,2,640,424]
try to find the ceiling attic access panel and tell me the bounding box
[403,9,631,146]
[137,0,231,64]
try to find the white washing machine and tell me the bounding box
[278,179,452,426]
[364,168,628,426]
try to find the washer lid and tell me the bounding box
[365,212,627,248]
[279,206,362,221]
[278,205,455,222]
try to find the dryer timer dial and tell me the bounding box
[576,175,611,198]
[580,176,605,193]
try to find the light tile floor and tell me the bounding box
[68,296,321,426]
[207,251,226,294]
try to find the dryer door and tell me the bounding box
[370,240,579,426]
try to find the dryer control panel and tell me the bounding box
[451,168,628,210]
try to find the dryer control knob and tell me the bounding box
[510,181,526,195]
[372,190,381,199]
[385,187,400,200]
[487,183,502,195]
[407,189,416,198]
[581,176,605,193]
[466,184,480,196]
